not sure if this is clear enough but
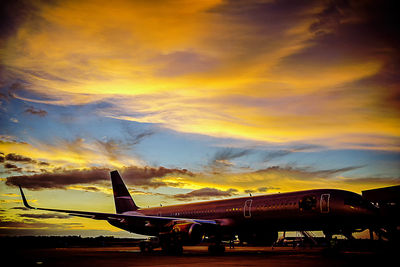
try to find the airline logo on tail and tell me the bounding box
[110,170,139,213]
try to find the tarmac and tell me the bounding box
[6,246,394,267]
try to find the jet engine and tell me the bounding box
[170,222,204,245]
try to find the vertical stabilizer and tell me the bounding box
[110,170,139,213]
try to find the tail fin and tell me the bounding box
[110,170,139,213]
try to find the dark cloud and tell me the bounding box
[214,148,253,161]
[5,165,193,190]
[5,167,110,190]
[0,92,6,100]
[257,186,280,193]
[3,153,49,166]
[0,82,25,102]
[95,130,154,161]
[19,213,71,219]
[127,130,154,146]
[309,0,349,36]
[11,207,29,210]
[0,155,4,163]
[310,0,399,47]
[262,0,400,119]
[210,0,314,34]
[254,165,363,179]
[4,163,19,169]
[207,0,320,60]
[24,106,48,117]
[311,166,365,177]
[281,0,400,91]
[263,150,292,162]
[340,177,400,186]
[5,153,34,163]
[121,166,193,188]
[209,148,253,171]
[263,145,321,162]
[173,187,238,201]
[0,219,81,229]
[291,144,322,151]
[0,0,37,39]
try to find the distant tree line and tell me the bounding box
[0,236,141,249]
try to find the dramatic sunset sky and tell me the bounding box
[0,0,399,237]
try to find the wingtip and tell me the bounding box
[18,185,35,209]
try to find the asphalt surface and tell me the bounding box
[6,246,394,267]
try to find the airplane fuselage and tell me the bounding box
[109,189,376,240]
[18,171,382,252]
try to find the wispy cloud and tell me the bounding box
[155,165,398,194]
[262,145,321,162]
[24,106,47,117]
[0,219,81,229]
[172,187,238,201]
[209,148,253,172]
[19,213,72,219]
[0,137,140,169]
[0,0,398,150]
[5,165,193,190]
[95,130,154,162]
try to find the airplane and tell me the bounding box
[18,170,378,254]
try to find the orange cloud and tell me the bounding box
[0,137,141,169]
[1,0,399,151]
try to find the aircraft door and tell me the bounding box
[320,194,330,213]
[244,199,252,218]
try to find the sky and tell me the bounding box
[0,0,399,237]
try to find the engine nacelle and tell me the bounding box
[171,222,204,245]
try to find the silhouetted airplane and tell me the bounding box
[19,170,378,254]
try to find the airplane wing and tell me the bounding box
[18,186,217,227]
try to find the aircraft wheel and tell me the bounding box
[139,242,146,253]
[162,243,183,255]
[208,244,225,255]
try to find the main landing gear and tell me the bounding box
[159,234,184,255]
[162,243,183,255]
[208,243,225,254]
[208,230,225,255]
[139,241,154,253]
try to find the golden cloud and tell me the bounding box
[156,167,400,195]
[0,137,140,170]
[1,0,399,151]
